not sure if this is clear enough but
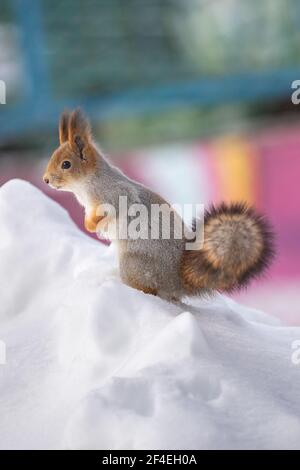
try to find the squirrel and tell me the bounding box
[43,109,274,302]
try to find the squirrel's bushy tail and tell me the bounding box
[181,202,274,294]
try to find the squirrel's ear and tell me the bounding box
[68,108,91,157]
[59,110,70,144]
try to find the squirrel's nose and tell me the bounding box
[43,176,49,184]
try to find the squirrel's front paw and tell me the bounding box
[84,216,97,233]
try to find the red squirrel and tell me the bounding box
[43,109,274,301]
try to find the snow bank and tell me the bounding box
[0,179,300,450]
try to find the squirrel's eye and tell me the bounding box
[61,160,71,170]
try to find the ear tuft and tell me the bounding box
[59,110,70,144]
[68,108,91,154]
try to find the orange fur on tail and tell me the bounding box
[181,202,275,294]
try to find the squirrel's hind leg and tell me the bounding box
[121,275,158,297]
[130,282,158,297]
[119,251,182,302]
[119,252,158,297]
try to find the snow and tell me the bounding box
[0,179,300,450]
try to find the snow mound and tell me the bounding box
[0,179,300,450]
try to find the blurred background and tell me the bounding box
[0,0,300,323]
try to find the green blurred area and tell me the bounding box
[1,0,300,151]
[41,0,300,95]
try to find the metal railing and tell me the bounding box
[0,0,299,140]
